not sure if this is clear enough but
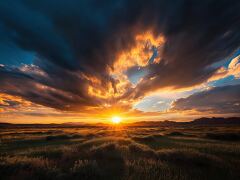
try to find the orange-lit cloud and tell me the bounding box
[208,55,240,82]
[112,31,165,74]
[1,1,240,123]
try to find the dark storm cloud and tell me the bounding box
[171,85,240,114]
[0,65,100,110]
[0,0,240,111]
[123,0,240,99]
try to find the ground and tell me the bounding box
[0,124,240,180]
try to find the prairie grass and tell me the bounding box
[0,125,240,180]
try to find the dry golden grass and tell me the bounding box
[0,125,240,180]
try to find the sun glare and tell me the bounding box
[112,116,121,124]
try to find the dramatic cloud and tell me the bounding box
[0,0,240,115]
[208,55,240,82]
[171,85,240,114]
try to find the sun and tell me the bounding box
[111,116,121,124]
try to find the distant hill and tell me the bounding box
[190,117,240,125]
[1,117,240,128]
[127,117,240,127]
[126,120,178,127]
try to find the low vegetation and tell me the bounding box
[0,124,240,180]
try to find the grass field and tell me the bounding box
[1,124,240,180]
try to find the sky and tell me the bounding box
[0,0,240,124]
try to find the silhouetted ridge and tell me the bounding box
[191,117,240,125]
[1,117,240,128]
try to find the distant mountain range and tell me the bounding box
[128,117,240,127]
[190,117,240,125]
[1,117,240,128]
